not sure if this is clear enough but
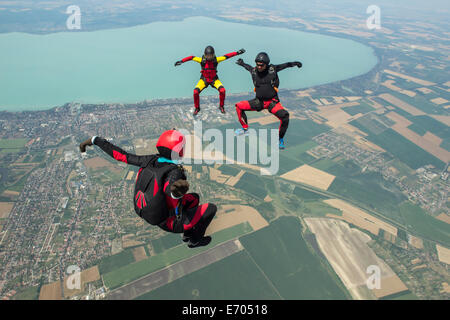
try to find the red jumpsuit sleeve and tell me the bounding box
[181,56,195,63]
[223,51,238,59]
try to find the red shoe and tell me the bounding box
[219,106,225,114]
[193,108,200,116]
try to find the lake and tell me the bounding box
[0,16,378,111]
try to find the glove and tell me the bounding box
[294,61,302,68]
[174,60,182,67]
[170,179,189,198]
[237,48,245,55]
[79,138,93,153]
[236,58,244,65]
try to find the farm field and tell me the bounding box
[38,281,62,300]
[205,204,268,235]
[323,198,397,236]
[135,250,281,300]
[327,172,407,220]
[281,164,336,190]
[349,125,445,170]
[398,202,450,247]
[0,202,14,219]
[0,138,29,153]
[305,217,408,300]
[102,223,253,290]
[240,216,349,299]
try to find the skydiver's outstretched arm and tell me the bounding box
[217,49,245,63]
[236,58,253,72]
[83,136,155,167]
[175,56,202,66]
[274,61,302,72]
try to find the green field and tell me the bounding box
[284,119,330,146]
[151,233,182,254]
[99,249,135,274]
[103,223,253,290]
[281,140,317,161]
[328,173,407,222]
[1,148,22,154]
[311,158,408,220]
[389,91,445,116]
[217,164,241,176]
[30,151,46,162]
[315,159,360,177]
[398,202,450,247]
[302,201,343,217]
[342,102,375,116]
[240,216,349,299]
[0,138,28,149]
[6,172,30,193]
[408,115,449,140]
[234,172,268,199]
[407,123,427,135]
[264,177,276,194]
[390,159,414,177]
[351,114,389,135]
[310,158,335,171]
[12,285,40,300]
[255,201,277,222]
[276,153,306,175]
[135,250,282,300]
[380,291,418,300]
[350,127,445,170]
[442,139,450,152]
[293,187,328,201]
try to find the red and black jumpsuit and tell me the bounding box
[235,61,300,139]
[93,137,217,240]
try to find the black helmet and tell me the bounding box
[255,52,270,65]
[204,46,215,55]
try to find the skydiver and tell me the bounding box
[174,46,246,115]
[235,52,302,149]
[79,130,217,248]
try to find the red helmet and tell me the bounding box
[156,129,186,160]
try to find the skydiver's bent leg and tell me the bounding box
[180,193,199,241]
[184,203,217,248]
[160,202,217,248]
[269,102,290,139]
[184,203,216,236]
[235,100,253,130]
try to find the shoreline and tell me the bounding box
[0,16,380,113]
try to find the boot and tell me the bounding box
[182,229,194,242]
[187,236,212,248]
[279,138,286,149]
